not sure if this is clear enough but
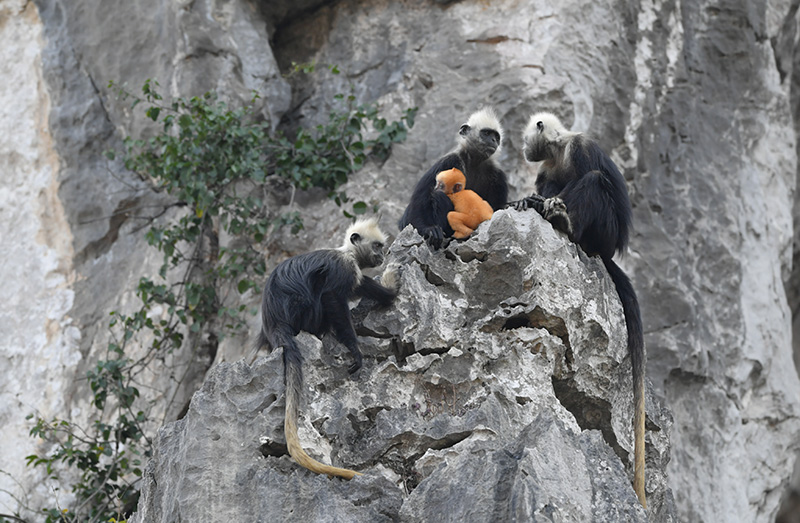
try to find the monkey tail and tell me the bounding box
[275,328,363,480]
[602,258,646,509]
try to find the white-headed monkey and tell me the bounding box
[512,112,647,507]
[257,218,399,479]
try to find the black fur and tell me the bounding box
[258,247,396,376]
[533,135,631,258]
[399,116,509,249]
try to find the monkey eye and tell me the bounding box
[459,124,470,136]
[454,184,463,192]
[536,121,544,132]
[373,241,383,250]
[480,129,500,141]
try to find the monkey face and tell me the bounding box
[523,113,565,162]
[368,240,385,267]
[350,232,385,268]
[435,168,466,195]
[458,124,501,159]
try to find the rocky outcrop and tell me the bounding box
[132,211,675,522]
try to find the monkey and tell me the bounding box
[257,217,399,480]
[434,168,494,239]
[398,108,509,248]
[511,112,647,508]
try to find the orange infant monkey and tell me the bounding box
[435,168,494,239]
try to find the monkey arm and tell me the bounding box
[476,163,509,211]
[355,276,397,308]
[398,154,461,247]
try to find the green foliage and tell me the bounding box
[24,77,415,522]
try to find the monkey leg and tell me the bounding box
[447,212,476,239]
[323,294,363,373]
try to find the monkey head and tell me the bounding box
[457,108,503,159]
[343,217,387,269]
[522,112,570,162]
[434,168,466,196]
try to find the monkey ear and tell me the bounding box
[350,233,362,244]
[536,121,544,133]
[459,124,470,136]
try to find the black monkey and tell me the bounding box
[398,108,509,248]
[257,218,399,479]
[512,112,646,508]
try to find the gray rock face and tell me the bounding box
[133,211,676,522]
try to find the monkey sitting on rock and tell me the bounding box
[399,108,509,248]
[510,112,647,508]
[257,217,399,480]
[435,167,493,239]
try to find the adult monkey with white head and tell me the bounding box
[512,112,646,508]
[398,108,509,248]
[257,217,399,479]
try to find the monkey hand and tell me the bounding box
[542,197,573,236]
[421,225,445,249]
[380,262,403,291]
[508,194,546,214]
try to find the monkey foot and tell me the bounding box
[542,197,573,236]
[542,197,566,217]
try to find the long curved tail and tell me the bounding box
[274,328,362,480]
[603,258,646,508]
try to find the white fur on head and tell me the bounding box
[523,112,575,145]
[462,107,504,152]
[341,217,386,250]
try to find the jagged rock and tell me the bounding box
[132,211,675,522]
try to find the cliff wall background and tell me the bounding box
[1,0,800,521]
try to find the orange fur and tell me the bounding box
[435,168,494,239]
